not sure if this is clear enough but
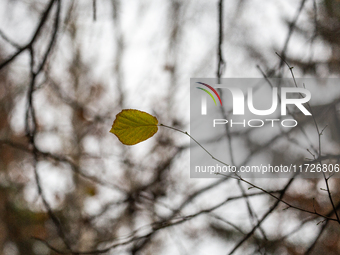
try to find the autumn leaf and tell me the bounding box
[110,109,158,145]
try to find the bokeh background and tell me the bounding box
[1,0,340,254]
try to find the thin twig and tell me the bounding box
[0,29,21,48]
[276,53,340,225]
[279,0,307,70]
[93,0,97,21]
[0,0,57,70]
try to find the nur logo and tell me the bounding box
[196,82,222,115]
[196,82,312,117]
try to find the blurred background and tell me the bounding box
[0,0,340,254]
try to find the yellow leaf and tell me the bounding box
[110,109,158,145]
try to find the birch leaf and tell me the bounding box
[110,109,158,145]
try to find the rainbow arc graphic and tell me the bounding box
[196,82,222,115]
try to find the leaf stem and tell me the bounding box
[159,124,229,166]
